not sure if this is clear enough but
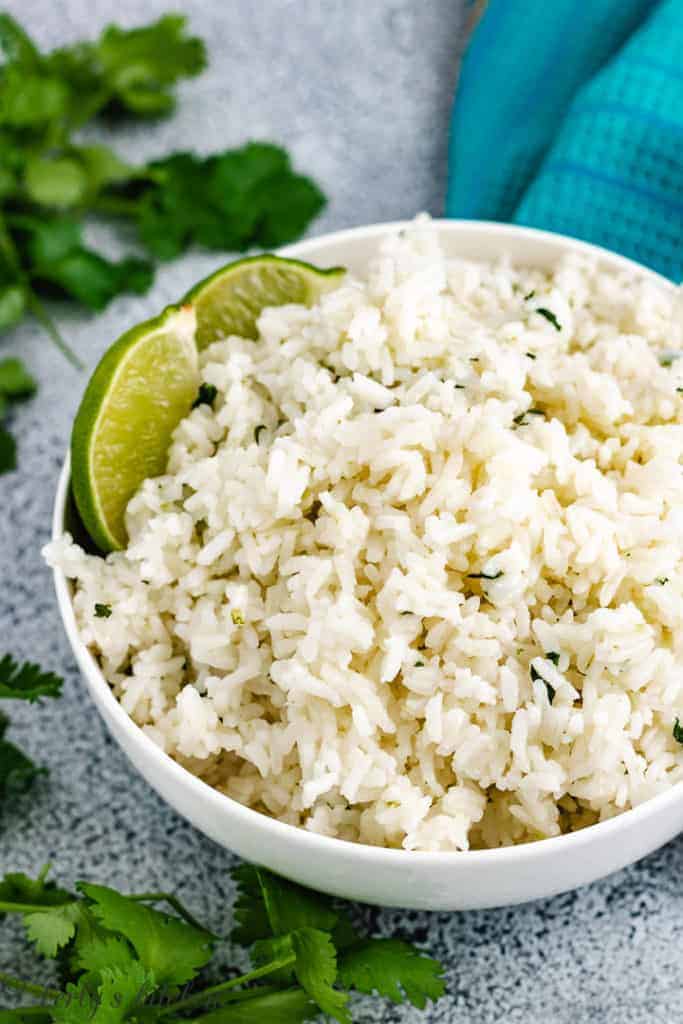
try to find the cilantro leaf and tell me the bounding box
[24,156,89,207]
[195,987,318,1024]
[256,868,338,938]
[134,144,325,259]
[251,932,297,987]
[255,171,326,248]
[24,902,82,957]
[51,963,155,1024]
[94,15,206,118]
[0,713,43,799]
[13,215,154,311]
[231,864,272,945]
[338,937,445,1009]
[71,929,135,977]
[0,357,35,399]
[0,14,40,67]
[0,285,26,329]
[0,67,69,127]
[291,927,350,1023]
[673,718,683,744]
[0,866,73,910]
[0,653,63,701]
[0,424,16,473]
[32,246,153,311]
[72,145,136,192]
[0,357,34,477]
[79,882,214,986]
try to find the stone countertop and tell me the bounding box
[1,2,682,1021]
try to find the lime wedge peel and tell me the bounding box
[71,254,346,553]
[184,254,346,349]
[70,304,198,553]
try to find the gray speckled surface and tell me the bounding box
[1,2,682,1021]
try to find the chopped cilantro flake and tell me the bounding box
[192,383,217,409]
[535,307,562,331]
[531,664,555,703]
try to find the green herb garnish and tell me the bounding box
[655,577,669,585]
[254,424,267,444]
[0,357,36,474]
[0,711,46,800]
[0,14,324,369]
[535,308,562,331]
[523,290,536,301]
[525,351,537,360]
[0,654,63,806]
[0,654,62,702]
[546,652,560,665]
[467,570,504,580]
[513,408,545,426]
[0,864,445,1022]
[192,382,218,409]
[94,603,112,618]
[674,718,683,744]
[531,664,555,704]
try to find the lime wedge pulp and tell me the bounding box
[184,253,346,349]
[70,304,199,553]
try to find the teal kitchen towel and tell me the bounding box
[446,0,683,281]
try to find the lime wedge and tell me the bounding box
[184,254,345,349]
[71,304,198,553]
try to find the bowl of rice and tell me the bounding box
[46,218,683,910]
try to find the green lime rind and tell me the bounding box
[70,303,199,553]
[183,253,346,349]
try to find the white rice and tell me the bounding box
[44,217,683,851]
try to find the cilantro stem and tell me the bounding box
[156,955,297,1016]
[92,195,143,219]
[127,891,207,932]
[0,900,65,914]
[0,1008,53,1019]
[0,971,60,999]
[27,294,84,371]
[0,212,82,370]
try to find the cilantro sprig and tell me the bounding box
[0,864,445,1022]
[0,14,325,369]
[0,356,35,474]
[0,654,63,808]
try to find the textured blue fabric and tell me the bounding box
[446,0,683,281]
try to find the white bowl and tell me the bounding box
[52,220,683,910]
